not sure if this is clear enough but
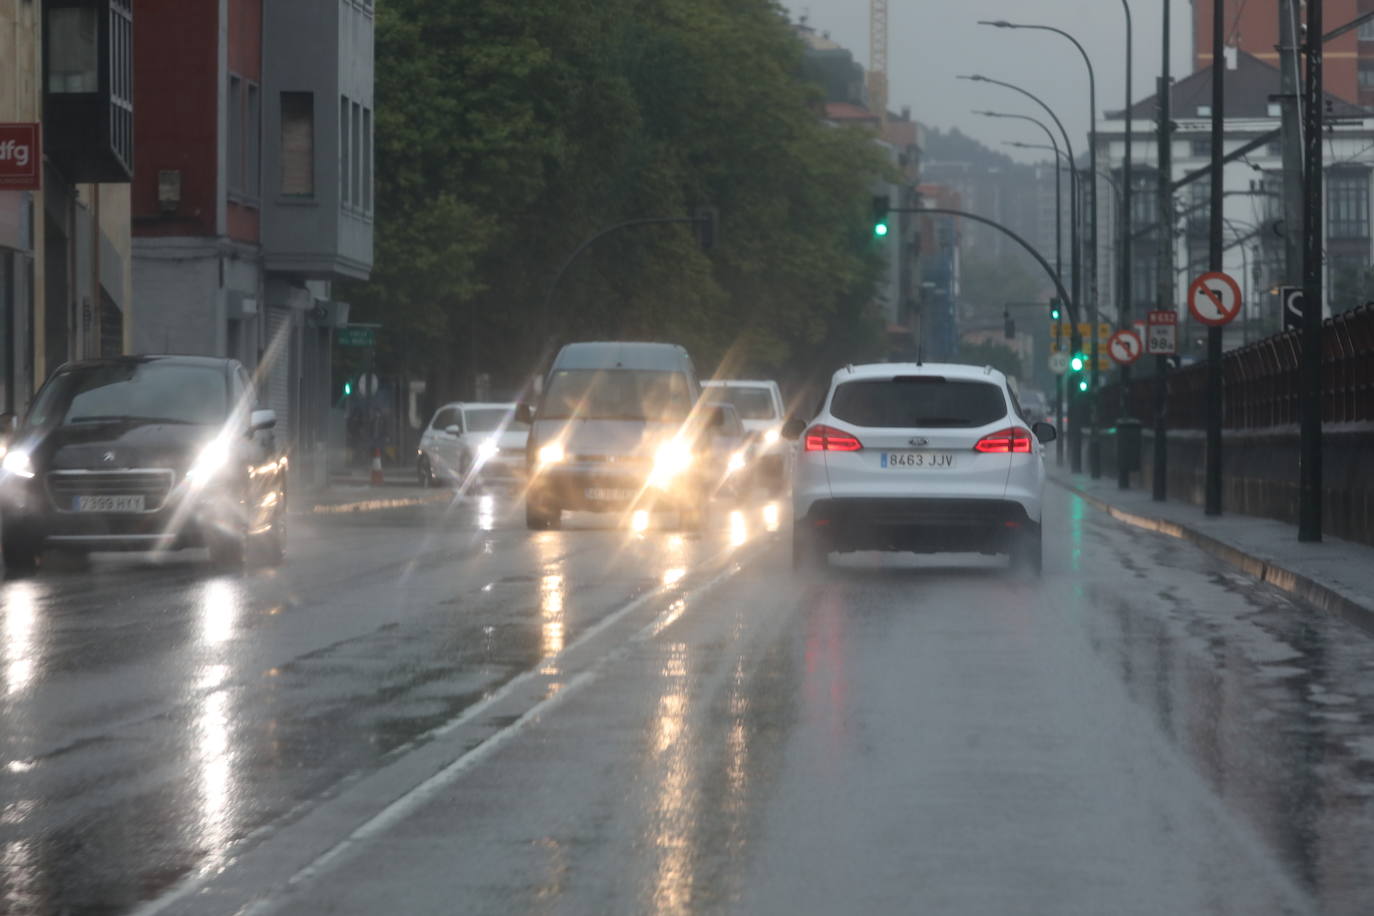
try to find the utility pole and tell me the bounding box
[1298,0,1323,542]
[1118,1,1134,489]
[1204,0,1224,516]
[1153,0,1173,503]
[1278,0,1304,290]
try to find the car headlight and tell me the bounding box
[1,449,35,479]
[477,439,499,462]
[187,436,232,483]
[537,441,565,466]
[727,450,746,475]
[762,427,781,446]
[650,438,694,488]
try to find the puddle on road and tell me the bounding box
[1084,570,1374,904]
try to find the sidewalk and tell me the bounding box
[1050,467,1374,623]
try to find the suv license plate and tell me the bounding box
[585,488,636,502]
[75,495,146,512]
[881,452,956,469]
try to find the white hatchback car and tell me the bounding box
[417,402,529,487]
[701,379,789,493]
[785,362,1056,572]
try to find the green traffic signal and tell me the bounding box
[873,221,889,238]
[1078,378,1089,393]
[343,381,353,396]
[1070,353,1086,372]
[1050,305,1061,321]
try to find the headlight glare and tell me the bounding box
[762,427,781,446]
[727,450,746,475]
[1,449,35,479]
[537,442,565,466]
[650,439,694,488]
[477,439,499,462]
[187,437,232,482]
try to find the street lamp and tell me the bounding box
[960,73,1086,473]
[978,21,1104,479]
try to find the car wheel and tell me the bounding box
[208,529,247,570]
[2,531,41,573]
[1012,526,1043,576]
[791,523,828,570]
[525,496,561,531]
[257,512,287,567]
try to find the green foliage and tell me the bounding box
[342,0,890,397]
[957,340,1023,380]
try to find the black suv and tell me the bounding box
[0,355,287,570]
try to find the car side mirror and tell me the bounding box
[1032,421,1057,443]
[445,424,462,436]
[781,417,806,440]
[516,403,534,424]
[249,408,277,434]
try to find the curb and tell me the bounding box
[1051,477,1374,627]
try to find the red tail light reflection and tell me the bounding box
[974,427,1034,454]
[804,425,862,452]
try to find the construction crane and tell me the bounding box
[869,0,888,127]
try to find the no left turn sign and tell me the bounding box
[1107,328,1144,366]
[1187,271,1242,326]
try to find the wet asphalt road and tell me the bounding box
[2,484,1374,915]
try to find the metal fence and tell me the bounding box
[1098,304,1374,430]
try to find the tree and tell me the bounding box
[341,0,890,400]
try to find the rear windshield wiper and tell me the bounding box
[68,415,198,425]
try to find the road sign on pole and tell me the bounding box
[1049,352,1070,375]
[337,325,377,347]
[1187,271,1242,326]
[1280,285,1303,332]
[1146,309,1178,354]
[1108,328,1144,366]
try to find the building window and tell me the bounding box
[228,76,244,193]
[281,92,315,197]
[246,83,261,197]
[1361,19,1374,41]
[340,96,351,207]
[1360,66,1374,89]
[351,100,362,209]
[1190,137,1210,159]
[362,107,373,214]
[48,6,99,93]
[1328,171,1370,239]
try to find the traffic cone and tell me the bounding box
[370,447,385,486]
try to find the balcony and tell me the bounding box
[43,0,134,183]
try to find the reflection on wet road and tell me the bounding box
[2,485,1374,914]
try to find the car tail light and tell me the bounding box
[804,424,862,452]
[973,427,1034,454]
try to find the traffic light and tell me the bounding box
[1049,300,1062,322]
[343,380,353,397]
[1070,352,1086,372]
[872,195,889,238]
[1078,377,1090,393]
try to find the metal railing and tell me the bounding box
[1099,303,1374,429]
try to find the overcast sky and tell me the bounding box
[782,0,1195,163]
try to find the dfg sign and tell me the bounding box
[0,124,41,190]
